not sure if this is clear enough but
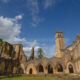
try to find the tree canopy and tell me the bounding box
[37,48,44,59]
[0,38,3,46]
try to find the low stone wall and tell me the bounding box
[55,76,80,80]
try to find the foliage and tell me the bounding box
[0,38,3,47]
[6,45,9,49]
[37,48,44,59]
[0,38,3,42]
[7,55,11,59]
[64,74,69,76]
[0,75,55,80]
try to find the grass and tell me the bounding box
[64,74,69,77]
[0,75,55,80]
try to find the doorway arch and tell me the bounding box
[56,64,63,72]
[38,64,44,72]
[48,64,53,74]
[29,68,32,74]
[68,64,74,73]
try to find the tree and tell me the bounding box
[0,38,3,47]
[37,48,44,59]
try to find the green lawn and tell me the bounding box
[0,75,55,80]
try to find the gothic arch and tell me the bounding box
[26,63,37,74]
[47,64,53,74]
[56,64,63,72]
[67,62,74,73]
[68,64,74,73]
[29,68,33,74]
[38,64,44,72]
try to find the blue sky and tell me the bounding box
[0,0,80,58]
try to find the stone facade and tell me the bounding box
[0,30,80,75]
[25,31,80,75]
[0,41,27,75]
[55,30,65,58]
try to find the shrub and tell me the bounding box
[64,74,69,76]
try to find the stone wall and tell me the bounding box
[25,57,71,75]
[0,41,27,75]
[71,42,80,73]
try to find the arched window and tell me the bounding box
[68,64,74,73]
[57,64,63,72]
[29,68,32,74]
[39,65,44,72]
[48,64,53,74]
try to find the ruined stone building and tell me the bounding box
[25,30,80,75]
[0,30,80,75]
[0,42,27,75]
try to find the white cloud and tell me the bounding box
[25,40,38,47]
[23,46,40,57]
[0,14,38,46]
[27,0,39,15]
[43,0,56,9]
[48,45,56,57]
[15,14,23,20]
[23,39,56,58]
[23,37,56,58]
[43,0,63,9]
[23,40,40,57]
[0,0,9,3]
[0,15,23,43]
[0,15,41,57]
[0,14,65,58]
[41,44,56,58]
[27,0,43,27]
[26,0,62,27]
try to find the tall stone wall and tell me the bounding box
[71,43,80,73]
[0,41,27,75]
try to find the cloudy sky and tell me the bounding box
[0,0,80,58]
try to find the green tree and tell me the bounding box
[0,38,3,47]
[37,48,44,59]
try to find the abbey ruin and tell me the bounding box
[0,30,80,75]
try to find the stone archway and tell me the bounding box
[26,63,37,74]
[56,64,63,72]
[66,62,74,73]
[48,64,53,74]
[29,68,32,74]
[68,64,74,73]
[39,65,44,72]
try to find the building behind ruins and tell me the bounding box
[0,30,80,75]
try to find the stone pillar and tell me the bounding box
[44,67,48,74]
[30,47,34,60]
